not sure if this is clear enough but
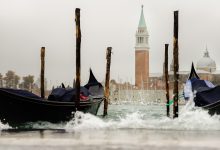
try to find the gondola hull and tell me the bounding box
[0,89,103,126]
[203,100,220,115]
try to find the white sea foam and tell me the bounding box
[2,98,219,131]
[64,100,220,131]
[27,121,65,129]
[0,121,11,130]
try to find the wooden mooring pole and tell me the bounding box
[40,47,45,99]
[75,8,81,111]
[164,44,170,117]
[103,47,112,117]
[173,11,179,118]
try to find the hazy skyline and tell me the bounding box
[1,0,220,87]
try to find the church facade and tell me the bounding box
[168,48,220,90]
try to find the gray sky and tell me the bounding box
[1,0,220,87]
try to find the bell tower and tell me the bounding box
[135,5,150,89]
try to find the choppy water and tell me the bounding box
[1,100,220,150]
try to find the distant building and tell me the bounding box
[135,5,150,89]
[168,47,220,89]
[196,47,216,72]
[134,6,220,90]
[142,48,220,90]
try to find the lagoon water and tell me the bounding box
[0,101,220,150]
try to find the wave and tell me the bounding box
[64,100,220,131]
[1,98,220,131]
[0,121,11,130]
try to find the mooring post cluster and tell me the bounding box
[164,11,179,118]
[73,8,112,115]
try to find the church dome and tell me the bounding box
[196,48,216,72]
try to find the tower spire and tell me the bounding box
[204,45,210,57]
[138,5,147,28]
[136,5,149,49]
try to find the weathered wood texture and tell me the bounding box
[164,44,170,117]
[75,8,81,111]
[40,47,45,99]
[103,47,112,116]
[173,11,179,118]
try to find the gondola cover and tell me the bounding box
[185,63,220,115]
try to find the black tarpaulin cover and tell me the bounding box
[48,69,104,102]
[191,78,212,93]
[190,78,218,107]
[48,87,90,102]
[0,88,42,100]
[195,86,220,107]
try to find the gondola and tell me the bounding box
[186,63,220,115]
[0,69,104,126]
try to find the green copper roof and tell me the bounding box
[138,5,146,28]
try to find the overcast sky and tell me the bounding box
[1,0,220,87]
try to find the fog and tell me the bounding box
[1,0,220,88]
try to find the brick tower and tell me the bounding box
[135,5,149,89]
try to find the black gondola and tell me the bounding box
[187,63,220,115]
[0,69,104,126]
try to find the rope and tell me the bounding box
[166,94,184,106]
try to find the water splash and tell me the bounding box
[64,111,146,131]
[25,121,65,129]
[2,98,220,131]
[0,121,11,130]
[64,100,220,131]
[65,111,112,131]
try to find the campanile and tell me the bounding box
[135,5,149,89]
